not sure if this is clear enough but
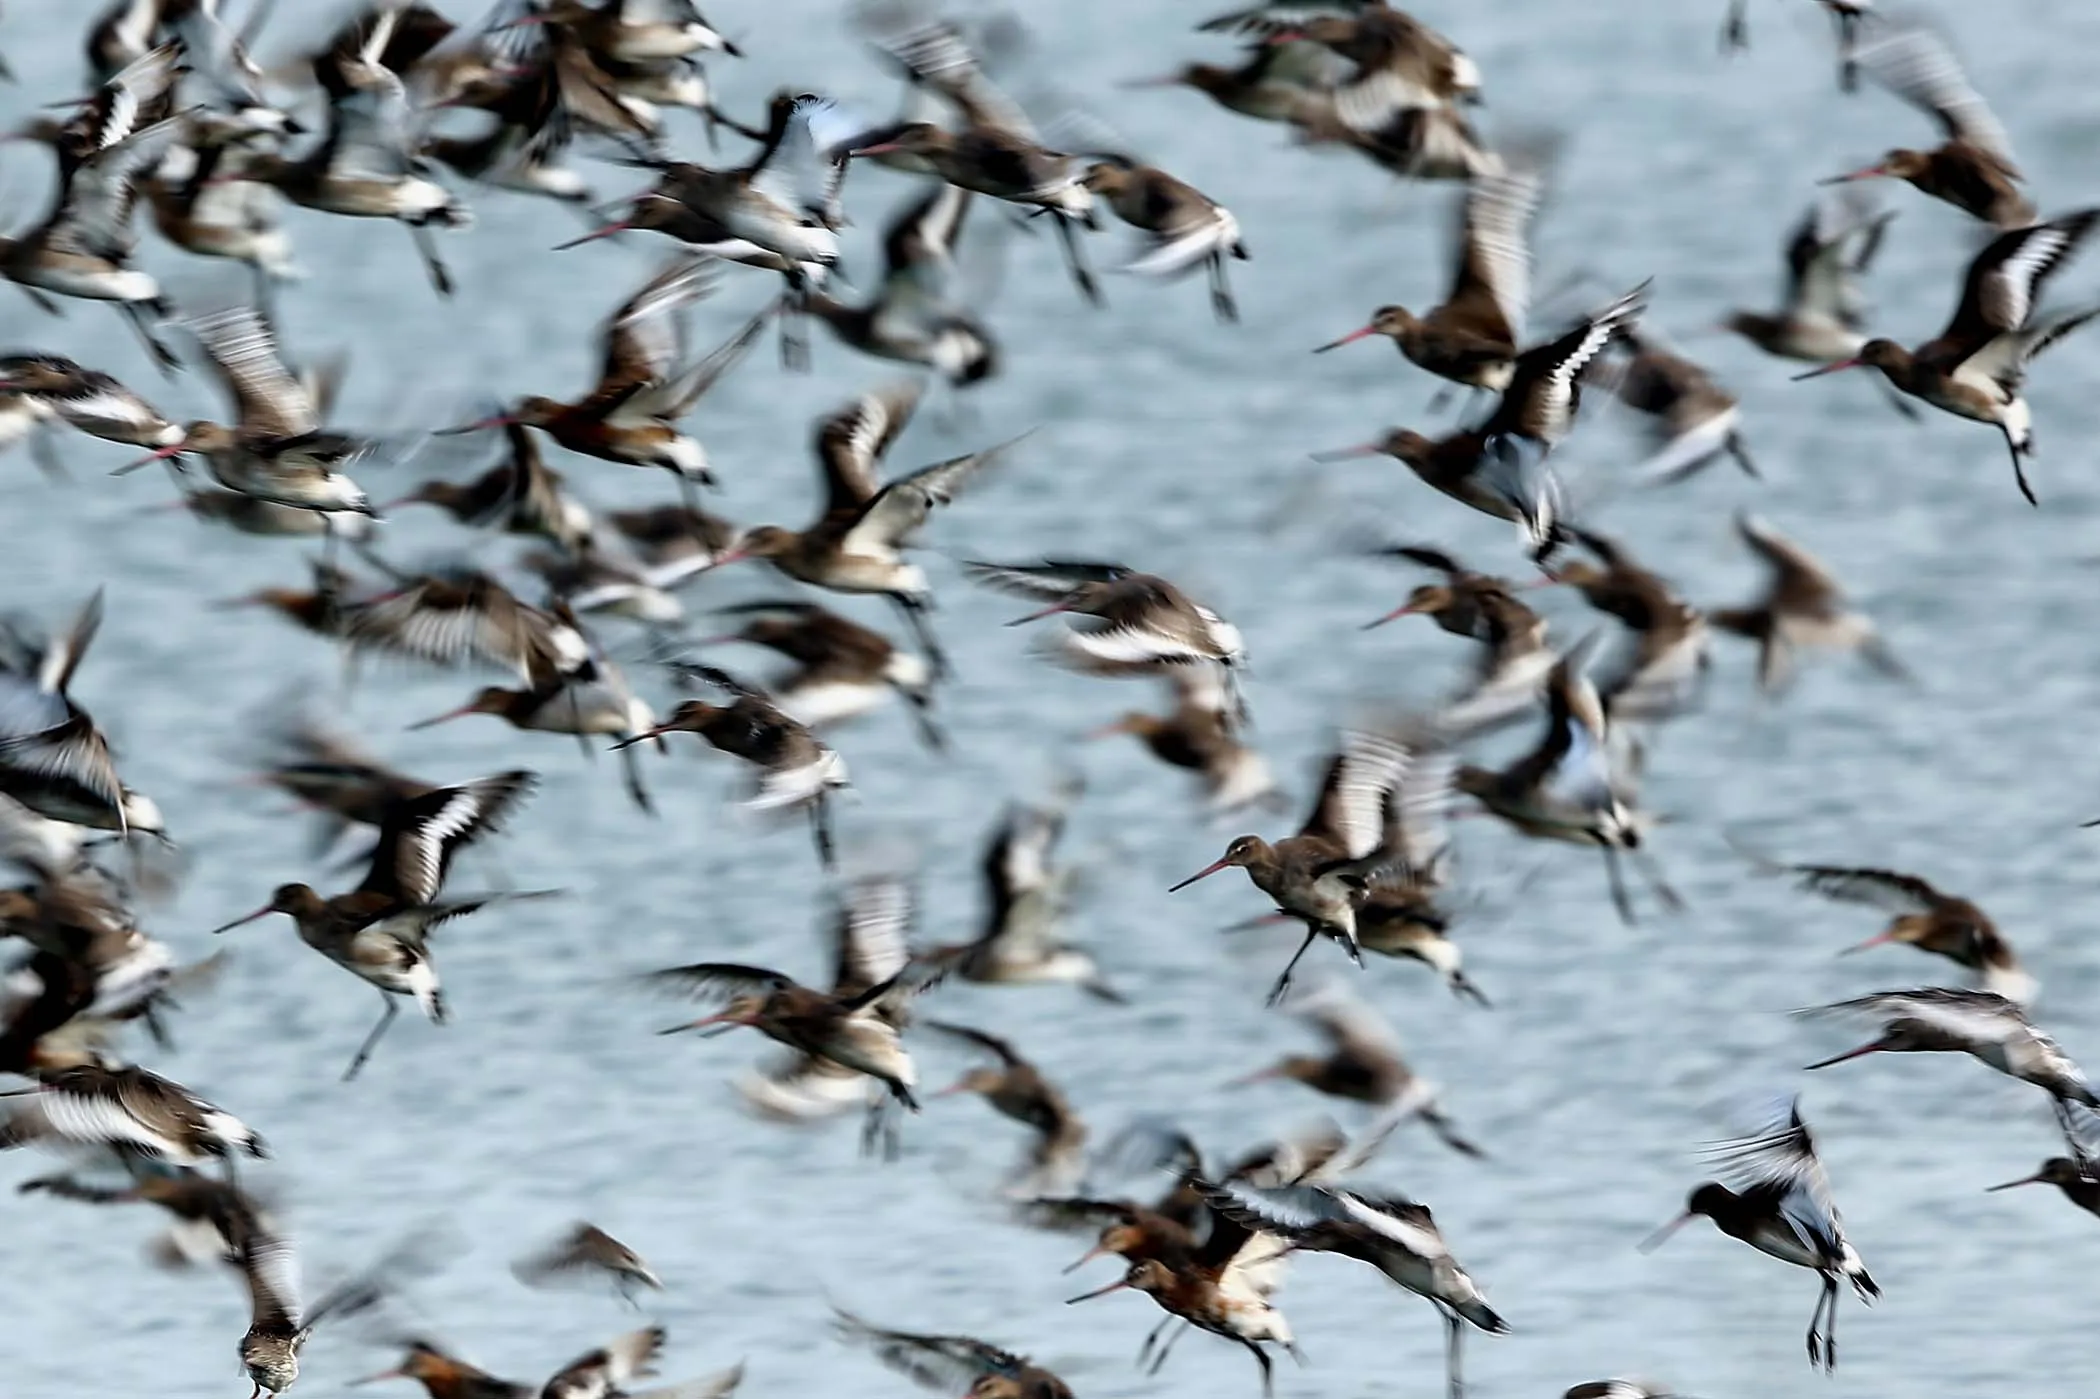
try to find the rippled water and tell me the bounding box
[7,2,2100,1396]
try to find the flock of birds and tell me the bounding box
[0,1,2096,1398]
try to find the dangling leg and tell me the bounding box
[28,428,67,482]
[2003,425,2038,507]
[899,686,947,752]
[121,302,181,377]
[1207,251,1238,324]
[1803,1276,1833,1369]
[1631,846,1685,913]
[342,995,401,1082]
[1265,925,1321,1007]
[1444,1308,1465,1399]
[1237,1338,1274,1399]
[1823,1277,1840,1371]
[619,744,654,815]
[1145,1320,1191,1374]
[890,594,948,679]
[1136,1316,1175,1369]
[808,794,836,871]
[1725,430,1759,478]
[1053,213,1101,306]
[408,221,456,298]
[1601,846,1638,926]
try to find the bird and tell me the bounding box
[0,589,162,839]
[227,1206,424,1397]
[210,769,542,1080]
[614,664,850,869]
[16,1163,267,1270]
[1085,666,1278,813]
[1723,190,1894,366]
[1707,512,1907,694]
[833,1307,1074,1399]
[1235,983,1483,1157]
[1720,0,1875,91]
[1799,988,2100,1135]
[1795,209,2100,504]
[802,182,998,386]
[1777,864,2033,1004]
[1830,20,2031,228]
[1079,157,1248,322]
[512,1222,664,1305]
[711,383,1028,675]
[965,561,1247,689]
[937,787,1120,999]
[695,600,942,751]
[441,258,765,505]
[646,916,953,1156]
[0,1063,265,1180]
[1641,1097,1877,1372]
[351,1338,534,1399]
[1987,1156,2100,1221]
[342,564,590,684]
[384,423,596,553]
[926,1021,1089,1197]
[1313,162,1544,399]
[535,1326,741,1399]
[1170,726,1417,1001]
[1543,527,1710,727]
[1200,1171,1507,1399]
[1597,326,1756,485]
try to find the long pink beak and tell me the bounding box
[1361,601,1421,630]
[1117,74,1183,89]
[211,905,274,934]
[850,141,904,158]
[933,1079,974,1098]
[1061,1243,1110,1274]
[1637,1212,1694,1253]
[1819,164,1888,185]
[1310,443,1382,462]
[407,702,482,731]
[610,724,676,750]
[1007,602,1071,627]
[348,1370,406,1386]
[658,1010,748,1035]
[1792,358,1862,380]
[1313,326,1377,353]
[1838,930,1896,956]
[1264,29,1307,44]
[1168,857,1232,892]
[1080,718,1133,740]
[435,415,516,437]
[112,441,187,475]
[699,548,750,573]
[553,221,632,251]
[1804,1041,1883,1070]
[1064,1277,1130,1304]
[1226,1064,1284,1088]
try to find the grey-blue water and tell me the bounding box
[6,2,2100,1395]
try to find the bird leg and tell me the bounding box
[407,221,456,298]
[1264,925,1322,1007]
[2002,425,2038,507]
[890,594,949,679]
[342,994,401,1082]
[1803,1276,1833,1370]
[28,428,67,482]
[120,303,181,378]
[1052,213,1102,307]
[899,687,947,753]
[1601,846,1638,926]
[808,795,837,871]
[1443,1307,1465,1399]
[1207,252,1239,324]
[860,1094,902,1161]
[1725,431,1759,478]
[1136,1316,1174,1368]
[1238,1337,1274,1399]
[619,744,654,816]
[1145,1320,1190,1374]
[1631,846,1686,913]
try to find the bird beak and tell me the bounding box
[1007,602,1070,626]
[849,141,904,157]
[1226,1065,1283,1088]
[1803,1041,1882,1070]
[658,1011,745,1036]
[210,906,273,935]
[1060,1244,1109,1274]
[1818,165,1887,185]
[1791,358,1861,380]
[933,1079,973,1098]
[1116,74,1182,88]
[1168,858,1232,892]
[1264,29,1307,44]
[1080,717,1133,740]
[111,441,187,475]
[1312,326,1376,353]
[700,548,749,572]
[552,220,632,250]
[347,1370,405,1386]
[1837,930,1896,956]
[407,702,483,731]
[610,724,674,751]
[1986,1171,2048,1192]
[434,415,516,437]
[1360,602,1421,629]
[1309,443,1381,462]
[1637,1213,1693,1253]
[1064,1278,1130,1303]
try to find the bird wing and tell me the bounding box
[638,963,797,1001]
[841,435,1027,556]
[831,874,915,1000]
[922,1019,1027,1067]
[1701,1096,1846,1259]
[187,306,319,440]
[1950,212,2098,346]
[597,258,716,399]
[359,769,537,907]
[833,1308,1028,1393]
[1790,866,1942,915]
[1299,727,1413,859]
[962,560,1134,603]
[1448,165,1542,341]
[226,1205,305,1333]
[815,383,925,518]
[1806,986,2028,1043]
[1856,21,2016,169]
[1734,512,1841,613]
